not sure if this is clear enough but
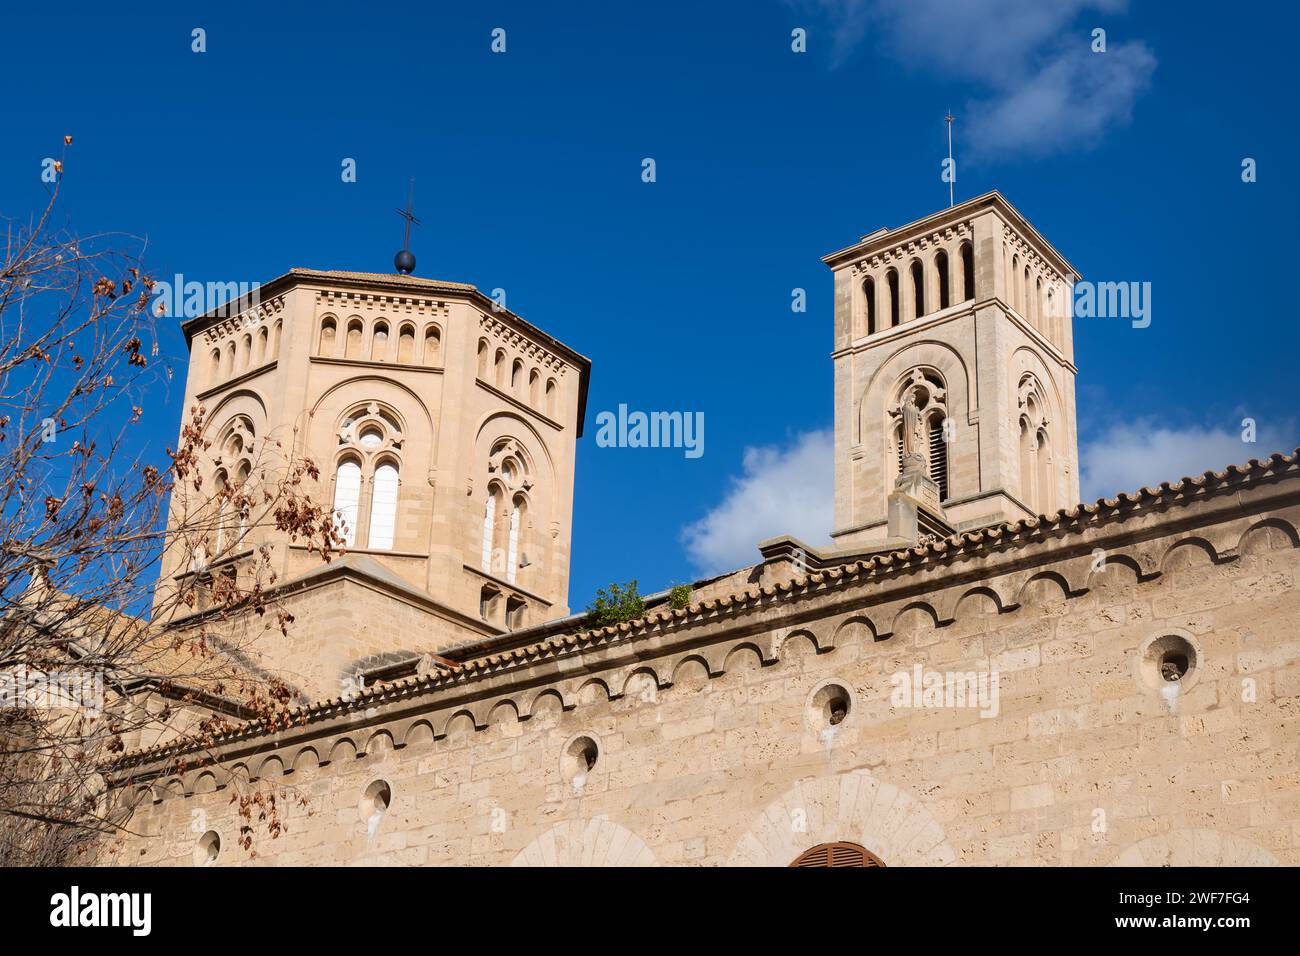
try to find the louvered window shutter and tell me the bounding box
[790,842,886,868]
[928,419,948,500]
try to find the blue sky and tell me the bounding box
[3,1,1297,609]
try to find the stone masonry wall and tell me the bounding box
[102,480,1300,867]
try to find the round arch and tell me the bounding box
[727,769,955,867]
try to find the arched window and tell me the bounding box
[256,327,268,364]
[345,319,364,359]
[936,251,950,311]
[928,413,949,501]
[210,348,221,382]
[368,461,399,549]
[224,341,236,378]
[863,277,876,335]
[423,325,441,367]
[240,334,252,371]
[790,842,886,867]
[545,379,558,416]
[494,349,507,388]
[235,461,251,539]
[1022,266,1031,320]
[1010,254,1021,312]
[511,359,524,393]
[481,487,498,572]
[886,269,900,327]
[506,496,523,584]
[332,458,362,547]
[213,468,229,552]
[1020,418,1035,509]
[1017,374,1054,515]
[319,317,337,356]
[477,338,489,378]
[888,367,950,497]
[528,369,540,405]
[271,319,281,357]
[1034,277,1043,330]
[397,324,415,363]
[1036,430,1054,515]
[910,259,925,319]
[960,241,975,302]
[370,322,389,362]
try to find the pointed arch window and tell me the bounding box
[888,367,950,499]
[332,459,363,547]
[481,488,498,572]
[235,462,251,539]
[368,462,399,550]
[213,469,229,553]
[506,498,522,584]
[1020,417,1036,509]
[1017,374,1054,515]
[1036,430,1054,515]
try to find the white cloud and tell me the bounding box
[789,0,1155,159]
[967,43,1155,158]
[1081,419,1297,502]
[681,429,834,575]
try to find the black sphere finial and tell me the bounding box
[394,177,420,275]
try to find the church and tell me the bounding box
[102,190,1300,867]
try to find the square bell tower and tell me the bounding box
[823,191,1081,548]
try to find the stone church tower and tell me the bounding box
[107,194,1300,870]
[824,191,1081,548]
[162,269,590,697]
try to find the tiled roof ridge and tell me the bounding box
[112,446,1300,769]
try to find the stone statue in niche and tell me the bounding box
[899,392,926,476]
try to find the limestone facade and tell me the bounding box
[105,451,1300,867]
[102,198,1300,867]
